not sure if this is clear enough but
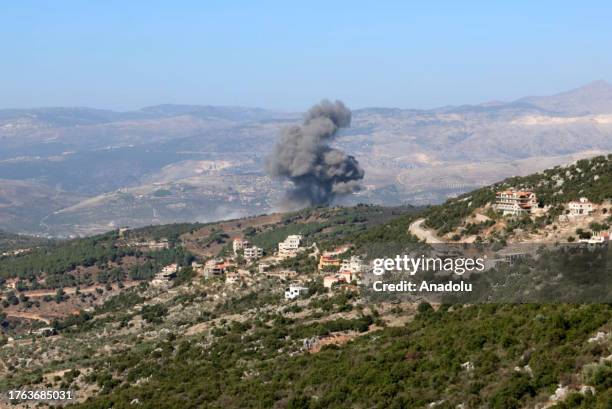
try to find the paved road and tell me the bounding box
[409,218,444,243]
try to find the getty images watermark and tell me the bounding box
[370,255,485,293]
[361,243,611,303]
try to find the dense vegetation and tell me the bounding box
[0,230,194,289]
[2,160,611,409]
[66,304,611,409]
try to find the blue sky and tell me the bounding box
[1,1,611,110]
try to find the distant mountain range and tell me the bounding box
[2,81,612,236]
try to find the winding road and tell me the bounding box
[409,218,444,243]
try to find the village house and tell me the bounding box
[232,238,250,255]
[278,235,303,258]
[285,284,309,300]
[495,189,538,216]
[191,261,205,274]
[568,197,593,216]
[323,269,361,289]
[204,258,232,277]
[151,264,178,287]
[323,275,341,289]
[317,245,352,270]
[243,245,263,261]
[340,256,363,274]
[318,254,342,270]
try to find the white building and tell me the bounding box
[243,246,263,261]
[278,235,303,258]
[340,256,363,274]
[285,284,309,300]
[568,197,593,216]
[495,189,538,216]
[233,238,250,255]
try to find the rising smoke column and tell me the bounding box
[266,100,365,207]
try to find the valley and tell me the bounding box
[3,82,612,236]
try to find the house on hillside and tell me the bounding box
[495,189,538,216]
[340,256,363,274]
[151,265,177,287]
[232,238,250,255]
[278,235,302,258]
[243,245,263,261]
[318,246,352,271]
[568,197,593,216]
[318,255,342,271]
[285,284,309,300]
[204,258,231,277]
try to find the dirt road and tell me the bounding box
[409,218,444,243]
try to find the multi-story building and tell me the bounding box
[233,238,250,255]
[568,197,593,216]
[243,246,263,261]
[278,235,302,258]
[495,189,538,216]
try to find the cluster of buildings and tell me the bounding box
[495,189,599,220]
[319,246,364,289]
[160,231,365,300]
[322,261,363,289]
[279,243,365,298]
[232,238,263,262]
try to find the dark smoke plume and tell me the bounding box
[266,100,365,207]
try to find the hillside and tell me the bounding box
[0,164,611,408]
[423,154,612,242]
[0,230,51,254]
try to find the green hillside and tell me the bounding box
[424,154,612,235]
[1,162,611,409]
[66,304,611,409]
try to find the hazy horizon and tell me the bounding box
[1,79,611,113]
